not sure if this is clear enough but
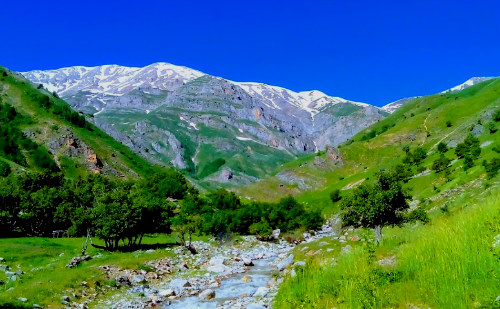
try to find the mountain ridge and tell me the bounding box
[22,63,388,186]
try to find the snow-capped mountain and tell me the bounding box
[441,77,495,93]
[22,63,387,184]
[23,63,204,96]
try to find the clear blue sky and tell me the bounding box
[1,0,499,106]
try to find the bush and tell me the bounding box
[487,121,498,134]
[437,142,448,154]
[0,161,11,177]
[432,155,451,173]
[405,208,430,224]
[484,158,500,179]
[249,219,273,240]
[493,109,500,122]
[329,189,342,203]
[455,134,481,160]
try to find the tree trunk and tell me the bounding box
[374,225,382,245]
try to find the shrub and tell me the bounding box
[0,161,11,177]
[437,142,448,154]
[493,109,500,122]
[329,189,342,203]
[432,155,451,173]
[487,121,497,134]
[249,219,273,240]
[484,158,500,179]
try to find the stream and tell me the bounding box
[165,259,274,309]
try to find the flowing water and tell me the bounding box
[164,259,274,309]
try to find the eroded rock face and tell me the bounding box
[47,129,111,174]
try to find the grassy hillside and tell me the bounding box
[239,78,500,213]
[0,66,161,179]
[275,188,500,308]
[249,78,500,308]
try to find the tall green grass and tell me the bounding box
[275,190,500,309]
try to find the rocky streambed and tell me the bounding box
[93,222,336,309]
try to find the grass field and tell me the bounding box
[275,187,500,309]
[0,234,187,308]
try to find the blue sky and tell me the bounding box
[1,0,499,106]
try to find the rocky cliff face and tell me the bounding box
[22,63,387,186]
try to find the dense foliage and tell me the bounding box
[0,170,322,248]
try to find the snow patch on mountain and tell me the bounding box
[441,77,495,93]
[22,63,205,96]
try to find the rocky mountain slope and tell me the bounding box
[23,63,387,187]
[239,77,500,203]
[0,66,161,179]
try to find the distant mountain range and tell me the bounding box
[21,63,492,186]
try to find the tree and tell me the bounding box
[340,170,411,244]
[402,145,410,154]
[171,193,204,252]
[249,219,273,240]
[483,158,500,179]
[0,161,11,177]
[493,109,500,122]
[432,155,451,173]
[487,121,498,134]
[463,154,475,170]
[329,189,342,203]
[93,183,142,250]
[446,120,452,127]
[455,134,481,160]
[437,142,448,154]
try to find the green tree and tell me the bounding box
[483,158,500,179]
[93,183,142,250]
[493,109,500,122]
[340,170,411,244]
[171,193,204,252]
[487,121,498,133]
[0,161,11,177]
[437,142,448,154]
[329,189,342,203]
[432,155,451,173]
[463,154,475,170]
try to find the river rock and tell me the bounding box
[159,289,175,297]
[341,245,352,254]
[169,279,192,295]
[243,257,254,266]
[132,274,146,284]
[115,275,131,286]
[199,289,215,300]
[207,256,230,273]
[293,261,306,267]
[253,287,269,297]
[272,229,281,240]
[277,254,294,271]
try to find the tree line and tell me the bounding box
[0,171,323,250]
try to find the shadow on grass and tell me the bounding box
[91,242,179,252]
